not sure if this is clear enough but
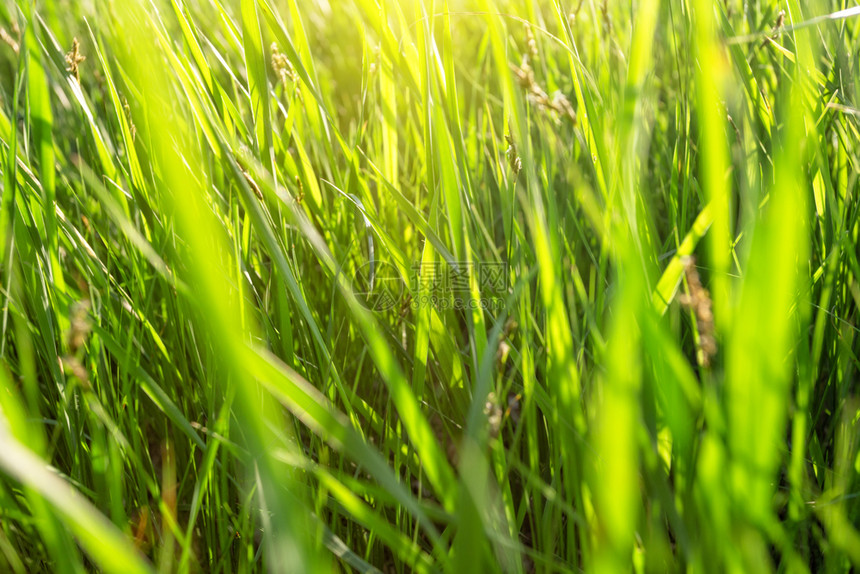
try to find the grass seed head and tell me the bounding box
[762,10,787,47]
[122,96,137,141]
[505,133,522,174]
[67,300,91,354]
[484,392,503,438]
[679,257,717,367]
[511,60,576,124]
[294,175,304,203]
[271,43,301,99]
[65,37,85,82]
[524,22,538,58]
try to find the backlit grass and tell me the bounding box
[0,0,859,572]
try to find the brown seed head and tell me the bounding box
[65,38,85,82]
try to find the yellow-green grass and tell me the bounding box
[0,0,858,572]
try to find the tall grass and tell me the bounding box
[0,0,859,572]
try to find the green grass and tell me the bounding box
[0,0,859,571]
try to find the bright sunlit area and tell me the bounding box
[0,1,859,572]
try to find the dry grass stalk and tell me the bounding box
[0,24,19,54]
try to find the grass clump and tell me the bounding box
[0,0,859,572]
